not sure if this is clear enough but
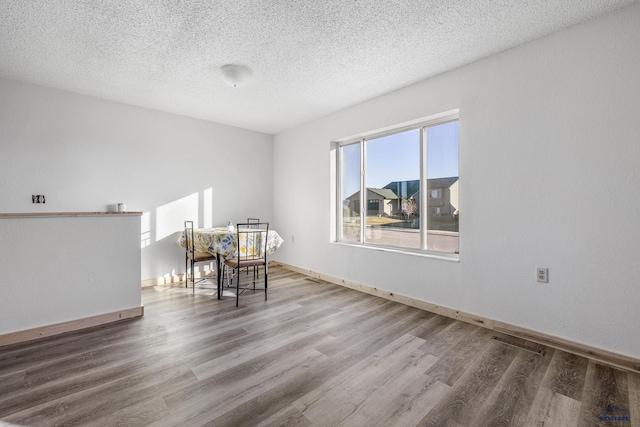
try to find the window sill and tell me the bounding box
[331,241,459,262]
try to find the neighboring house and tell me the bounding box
[345,188,398,216]
[384,178,459,217]
[384,180,420,217]
[346,177,459,218]
[426,177,459,217]
[384,180,420,200]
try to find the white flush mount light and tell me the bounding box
[220,64,253,88]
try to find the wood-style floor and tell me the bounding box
[1,266,638,426]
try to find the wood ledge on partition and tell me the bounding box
[0,306,144,348]
[272,261,640,375]
[0,211,143,218]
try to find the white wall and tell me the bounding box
[273,3,640,358]
[0,214,141,335]
[0,78,274,281]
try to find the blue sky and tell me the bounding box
[342,121,458,197]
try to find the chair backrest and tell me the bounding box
[184,220,195,255]
[235,222,269,263]
[247,218,260,228]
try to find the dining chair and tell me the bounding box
[224,222,269,307]
[184,221,216,294]
[224,217,262,285]
[246,218,261,279]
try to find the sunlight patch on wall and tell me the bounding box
[156,193,198,241]
[141,211,152,248]
[204,187,213,228]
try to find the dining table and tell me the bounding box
[177,226,284,298]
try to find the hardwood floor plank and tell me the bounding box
[205,306,434,426]
[0,368,25,393]
[419,339,519,426]
[415,317,478,358]
[0,318,146,370]
[339,350,441,425]
[629,372,640,427]
[0,328,188,418]
[83,396,171,427]
[378,377,451,427]
[295,334,435,425]
[423,326,495,387]
[152,343,329,426]
[256,407,313,427]
[4,362,197,426]
[525,387,582,427]
[190,306,347,381]
[541,350,589,401]
[470,344,555,426]
[180,304,333,370]
[577,361,630,427]
[314,300,417,357]
[160,333,333,414]
[1,265,639,426]
[409,313,456,342]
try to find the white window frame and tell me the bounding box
[335,110,459,258]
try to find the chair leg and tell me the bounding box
[236,272,240,307]
[264,265,268,301]
[191,258,195,294]
[216,257,222,300]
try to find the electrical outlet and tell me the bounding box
[32,195,46,204]
[536,267,548,283]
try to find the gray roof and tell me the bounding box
[427,177,459,189]
[368,188,398,200]
[346,188,398,200]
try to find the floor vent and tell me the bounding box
[492,336,544,355]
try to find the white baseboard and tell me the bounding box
[141,270,219,288]
[0,306,144,347]
[141,262,277,288]
[274,261,640,374]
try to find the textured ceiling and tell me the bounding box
[0,0,636,134]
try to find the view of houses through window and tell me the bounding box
[338,115,459,255]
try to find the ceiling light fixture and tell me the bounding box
[220,64,253,88]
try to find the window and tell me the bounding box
[336,112,459,255]
[367,199,380,214]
